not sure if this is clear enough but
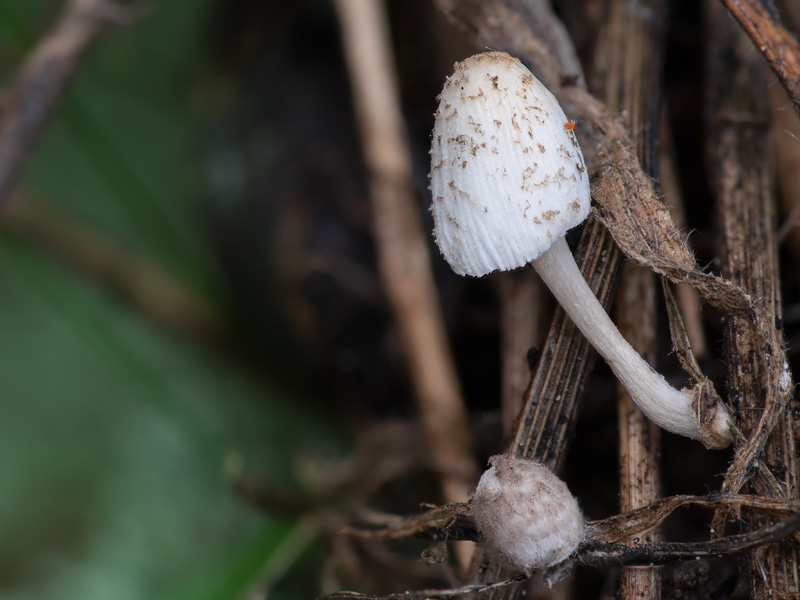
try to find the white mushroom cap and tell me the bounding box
[470,454,584,572]
[430,52,590,277]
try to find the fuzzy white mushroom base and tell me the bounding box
[470,455,584,572]
[429,51,732,449]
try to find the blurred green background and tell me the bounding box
[0,2,338,598]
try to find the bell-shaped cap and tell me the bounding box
[430,52,590,277]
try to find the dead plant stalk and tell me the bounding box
[331,0,477,569]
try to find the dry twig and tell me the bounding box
[0,0,146,209]
[331,0,477,560]
[3,199,227,347]
[720,0,800,117]
[333,494,800,598]
[342,492,800,544]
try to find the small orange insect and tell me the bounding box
[564,120,576,130]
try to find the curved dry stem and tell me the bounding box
[332,0,477,511]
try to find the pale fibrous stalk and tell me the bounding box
[533,237,731,449]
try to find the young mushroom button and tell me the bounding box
[470,455,584,573]
[429,51,732,449]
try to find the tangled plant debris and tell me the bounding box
[318,0,800,597]
[325,459,800,598]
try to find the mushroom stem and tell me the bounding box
[531,237,732,448]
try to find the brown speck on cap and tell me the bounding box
[522,165,537,181]
[463,87,485,101]
[467,115,484,136]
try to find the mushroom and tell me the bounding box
[470,454,584,573]
[429,51,732,449]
